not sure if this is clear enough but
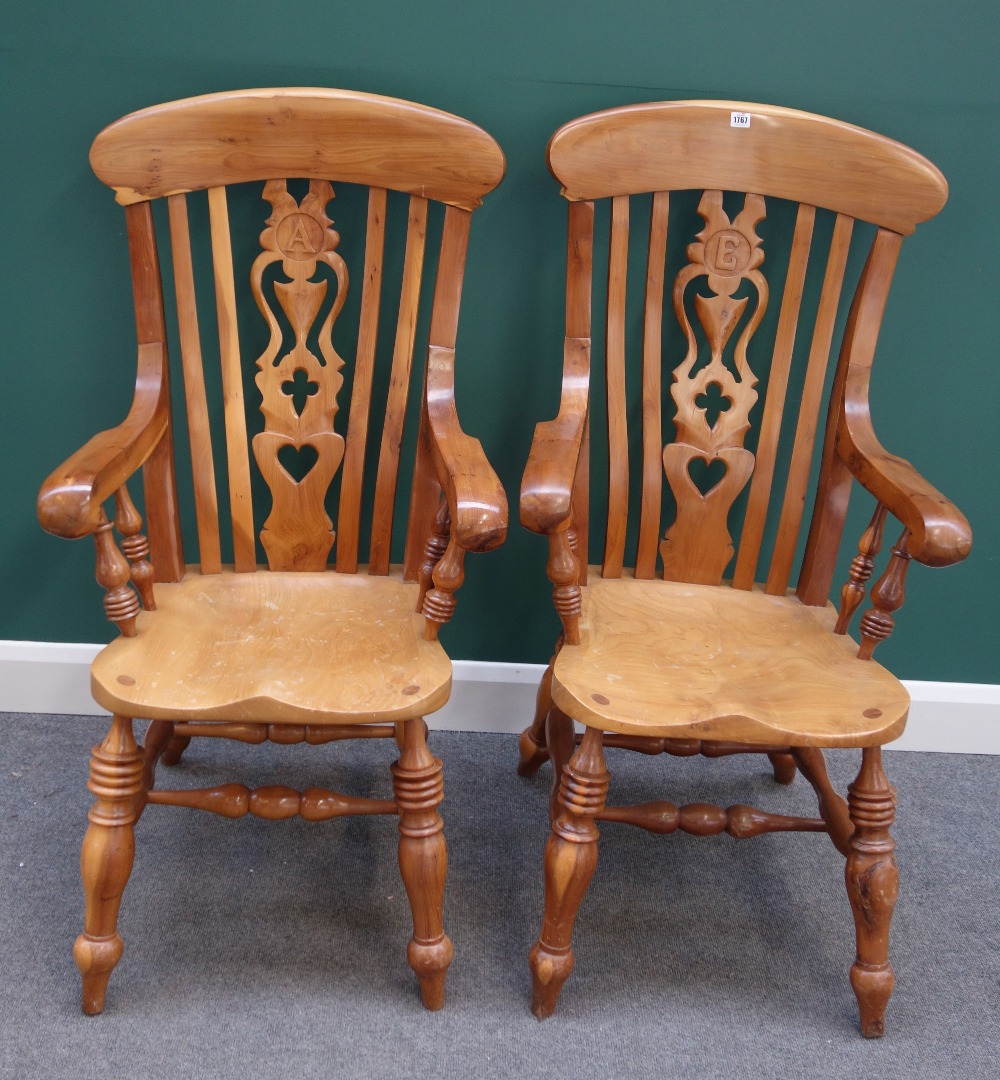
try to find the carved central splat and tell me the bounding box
[251,180,348,570]
[660,191,768,584]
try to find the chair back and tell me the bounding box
[89,88,506,576]
[546,100,947,598]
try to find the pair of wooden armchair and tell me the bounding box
[38,89,970,1035]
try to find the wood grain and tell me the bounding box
[167,193,222,573]
[551,572,909,746]
[91,568,452,724]
[766,213,853,595]
[91,87,506,211]
[732,202,814,590]
[548,100,947,233]
[337,186,387,573]
[250,179,346,571]
[635,190,669,578]
[369,196,428,574]
[603,195,629,577]
[208,186,256,572]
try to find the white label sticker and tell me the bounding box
[731,111,751,128]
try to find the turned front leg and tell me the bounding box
[391,719,453,1010]
[75,715,144,1014]
[845,746,898,1037]
[529,725,608,1018]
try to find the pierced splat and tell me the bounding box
[282,368,320,418]
[660,191,768,584]
[694,381,732,430]
[251,179,348,570]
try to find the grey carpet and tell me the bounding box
[2,714,997,1079]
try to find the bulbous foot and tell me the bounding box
[409,936,454,1011]
[529,941,574,1019]
[74,933,124,1015]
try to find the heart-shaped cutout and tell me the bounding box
[688,455,728,496]
[277,442,319,483]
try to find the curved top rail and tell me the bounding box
[548,100,947,233]
[91,87,506,211]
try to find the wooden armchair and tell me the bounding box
[37,88,506,1014]
[517,101,971,1036]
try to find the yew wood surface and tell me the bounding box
[90,87,506,211]
[41,86,506,1019]
[522,99,968,1040]
[37,341,170,539]
[551,572,909,747]
[91,568,451,723]
[167,193,222,574]
[548,100,947,234]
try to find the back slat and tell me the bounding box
[125,202,185,581]
[732,202,815,590]
[603,195,630,578]
[767,213,854,594]
[207,185,256,572]
[635,190,669,579]
[369,195,428,574]
[797,229,902,604]
[167,193,222,574]
[336,186,387,574]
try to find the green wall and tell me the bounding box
[3,1,997,683]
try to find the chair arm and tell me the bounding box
[37,342,170,539]
[836,365,971,567]
[519,337,589,534]
[426,345,507,552]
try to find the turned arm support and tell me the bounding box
[425,344,507,554]
[836,364,971,568]
[37,342,170,539]
[520,336,589,535]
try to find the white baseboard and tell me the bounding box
[1,641,997,754]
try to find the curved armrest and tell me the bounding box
[520,336,589,534]
[426,345,507,552]
[837,365,971,567]
[37,342,170,539]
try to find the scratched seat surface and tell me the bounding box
[552,573,909,747]
[92,569,452,724]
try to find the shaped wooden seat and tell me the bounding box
[551,574,908,746]
[37,88,506,1014]
[518,100,971,1036]
[91,570,452,724]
